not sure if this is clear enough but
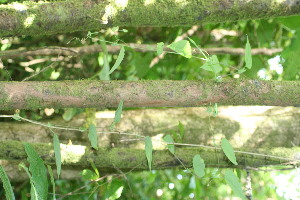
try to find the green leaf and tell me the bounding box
[187,37,208,59]
[109,46,125,75]
[245,36,252,69]
[12,113,21,121]
[225,170,247,200]
[62,108,77,121]
[114,100,123,124]
[88,124,98,150]
[18,163,39,200]
[193,154,205,178]
[111,26,119,32]
[47,165,56,200]
[24,143,48,200]
[201,55,222,74]
[0,165,15,200]
[163,135,175,154]
[221,138,238,165]
[178,121,185,142]
[81,169,99,181]
[237,67,247,74]
[99,39,110,81]
[145,136,153,171]
[156,42,164,56]
[104,179,124,200]
[53,133,61,178]
[167,40,192,58]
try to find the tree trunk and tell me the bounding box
[1,0,300,37]
[0,80,299,110]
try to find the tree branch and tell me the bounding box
[0,44,283,60]
[0,0,300,37]
[0,80,299,110]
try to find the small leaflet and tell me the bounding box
[53,133,61,178]
[24,143,48,200]
[109,46,125,75]
[156,42,164,56]
[221,138,238,165]
[81,169,99,181]
[187,37,208,59]
[225,170,247,200]
[167,40,192,58]
[47,165,56,200]
[201,55,222,74]
[12,113,21,121]
[62,108,77,121]
[88,124,98,150]
[193,154,205,178]
[0,165,15,200]
[163,134,175,154]
[144,136,153,171]
[114,100,124,124]
[178,121,185,141]
[245,36,252,69]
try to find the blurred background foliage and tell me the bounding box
[0,3,300,199]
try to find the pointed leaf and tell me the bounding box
[178,121,185,141]
[12,113,21,121]
[99,39,110,81]
[193,155,205,178]
[156,42,164,56]
[88,124,98,150]
[81,169,99,181]
[144,136,153,171]
[62,108,77,121]
[47,165,56,200]
[168,40,192,58]
[163,135,175,154]
[114,100,123,124]
[221,138,238,165]
[0,165,15,200]
[245,36,252,69]
[225,170,247,200]
[201,55,222,74]
[109,46,125,75]
[53,133,61,178]
[187,37,208,58]
[24,143,48,200]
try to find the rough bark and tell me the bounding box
[1,0,300,37]
[0,44,282,59]
[0,80,299,110]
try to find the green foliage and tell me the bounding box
[156,42,164,56]
[171,121,185,143]
[245,36,252,69]
[88,124,98,150]
[221,138,238,165]
[163,134,175,154]
[168,40,192,58]
[0,165,15,200]
[24,143,48,200]
[53,133,61,178]
[224,170,247,200]
[192,155,205,178]
[114,100,123,124]
[108,46,125,75]
[81,169,99,181]
[144,136,153,171]
[62,108,77,121]
[103,179,124,200]
[47,165,56,200]
[201,55,222,75]
[12,113,21,121]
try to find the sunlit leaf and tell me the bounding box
[111,26,119,32]
[163,134,175,154]
[187,37,208,58]
[193,154,205,178]
[168,40,192,58]
[145,136,153,171]
[221,138,238,165]
[237,67,247,74]
[104,179,124,200]
[225,170,247,200]
[24,143,48,200]
[157,42,164,56]
[12,113,21,121]
[114,100,123,124]
[245,36,252,69]
[201,55,222,74]
[53,133,61,178]
[109,46,125,75]
[0,165,15,200]
[47,165,56,200]
[88,124,98,150]
[81,169,99,181]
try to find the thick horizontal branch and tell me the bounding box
[0,44,283,59]
[1,0,300,37]
[1,140,299,171]
[0,80,299,110]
